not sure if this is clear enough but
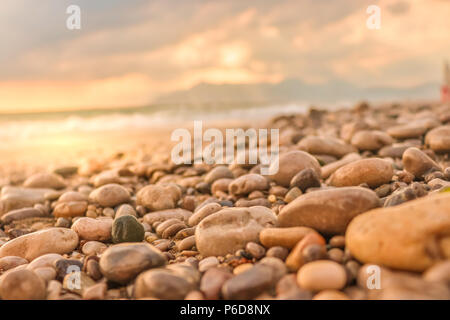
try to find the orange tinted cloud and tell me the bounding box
[0,0,449,112]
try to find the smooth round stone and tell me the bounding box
[175,226,195,240]
[26,253,64,270]
[89,184,131,208]
[423,260,450,284]
[59,191,87,202]
[297,136,356,158]
[34,267,57,282]
[346,192,450,272]
[200,267,233,300]
[269,151,321,187]
[302,244,328,263]
[228,174,269,195]
[260,227,315,249]
[82,241,107,256]
[340,121,370,142]
[211,179,233,195]
[53,201,87,218]
[428,178,450,190]
[136,184,181,211]
[221,263,280,300]
[185,290,205,300]
[321,153,361,179]
[204,166,234,184]
[245,242,265,260]
[313,289,350,300]
[23,173,66,190]
[195,206,277,257]
[198,257,219,273]
[143,208,192,225]
[0,186,52,215]
[297,260,347,291]
[86,259,102,280]
[329,235,346,248]
[71,217,113,241]
[82,282,107,300]
[387,124,428,139]
[155,218,183,236]
[178,176,202,189]
[402,147,442,179]
[266,247,289,261]
[284,187,302,203]
[259,257,287,281]
[55,218,71,228]
[278,187,380,234]
[0,228,79,261]
[112,215,145,243]
[275,273,302,296]
[135,268,195,299]
[233,263,253,275]
[188,203,222,226]
[0,268,46,300]
[53,166,78,177]
[166,263,201,287]
[177,235,196,251]
[351,130,393,151]
[425,126,450,152]
[235,198,271,208]
[92,170,122,187]
[378,145,410,158]
[329,158,394,188]
[0,256,28,271]
[1,207,48,224]
[46,279,62,300]
[115,204,137,218]
[285,232,326,271]
[99,243,166,284]
[290,168,321,191]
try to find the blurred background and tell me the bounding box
[0,0,449,173]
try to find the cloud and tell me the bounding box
[387,1,411,15]
[0,0,449,111]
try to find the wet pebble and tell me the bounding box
[112,215,145,243]
[89,184,131,208]
[71,217,112,241]
[0,268,46,300]
[99,243,166,284]
[297,260,347,291]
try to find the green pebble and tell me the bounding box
[112,215,145,243]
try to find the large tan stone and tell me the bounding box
[0,228,79,261]
[278,187,380,234]
[346,193,450,272]
[269,151,321,187]
[195,206,277,256]
[329,158,394,188]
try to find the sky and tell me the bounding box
[0,0,449,112]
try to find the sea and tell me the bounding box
[0,102,345,142]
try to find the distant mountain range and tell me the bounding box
[154,78,439,106]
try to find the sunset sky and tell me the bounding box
[0,0,449,112]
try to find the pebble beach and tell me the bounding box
[0,101,449,300]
